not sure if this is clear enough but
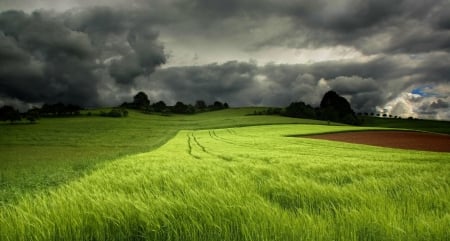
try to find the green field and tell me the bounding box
[361,116,450,134]
[0,108,331,204]
[0,109,449,240]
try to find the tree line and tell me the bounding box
[0,103,83,124]
[1,90,406,125]
[0,92,230,123]
[253,91,361,125]
[121,92,229,114]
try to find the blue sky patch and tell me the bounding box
[411,86,434,97]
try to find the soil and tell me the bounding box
[305,131,450,152]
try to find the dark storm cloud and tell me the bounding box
[0,10,99,105]
[417,99,449,117]
[108,27,166,84]
[328,76,380,96]
[414,52,450,84]
[283,0,404,32]
[64,6,167,84]
[259,60,398,111]
[430,99,449,109]
[138,57,400,111]
[431,1,450,30]
[143,61,258,105]
[140,49,448,115]
[0,7,166,106]
[227,0,450,54]
[0,0,448,120]
[136,0,450,56]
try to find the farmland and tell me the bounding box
[0,109,449,240]
[0,108,330,204]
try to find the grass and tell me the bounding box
[361,116,450,134]
[0,108,330,204]
[0,124,448,240]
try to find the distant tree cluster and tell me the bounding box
[0,105,22,123]
[252,107,283,115]
[40,103,83,117]
[254,91,361,125]
[357,112,403,119]
[121,91,229,114]
[0,106,42,124]
[100,108,128,118]
[0,102,83,124]
[122,92,151,110]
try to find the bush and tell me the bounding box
[100,108,128,118]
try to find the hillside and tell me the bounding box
[1,123,449,240]
[361,116,450,134]
[0,108,449,240]
[0,108,330,204]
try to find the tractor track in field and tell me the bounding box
[186,134,200,159]
[187,132,240,162]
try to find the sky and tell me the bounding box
[0,0,449,120]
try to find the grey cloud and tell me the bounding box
[286,0,404,32]
[109,56,143,85]
[259,62,396,112]
[109,27,166,85]
[0,7,166,106]
[0,0,449,120]
[429,99,449,109]
[328,76,379,95]
[64,6,128,35]
[327,76,383,111]
[110,0,450,56]
[3,0,449,55]
[0,34,30,64]
[415,52,450,84]
[135,59,380,110]
[65,6,167,85]
[240,0,450,54]
[143,61,257,105]
[0,10,99,105]
[136,53,448,115]
[431,1,450,30]
[384,24,450,54]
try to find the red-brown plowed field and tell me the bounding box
[306,131,450,152]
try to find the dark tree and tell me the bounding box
[40,103,82,116]
[133,92,150,110]
[173,101,188,114]
[41,103,56,116]
[285,102,315,119]
[320,91,354,117]
[195,100,207,110]
[25,107,40,123]
[186,104,196,114]
[66,104,82,115]
[0,105,21,123]
[152,101,167,112]
[319,90,359,125]
[208,101,225,110]
[54,102,66,115]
